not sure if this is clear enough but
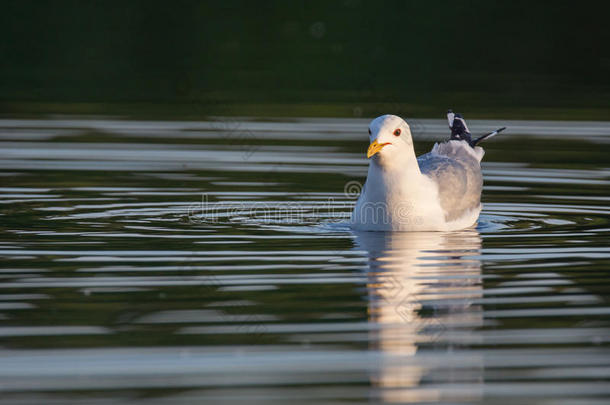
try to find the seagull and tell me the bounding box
[351,111,505,231]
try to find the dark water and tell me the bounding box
[1,118,609,404]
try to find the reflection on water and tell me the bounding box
[0,117,609,404]
[357,230,483,403]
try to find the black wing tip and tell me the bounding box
[447,109,506,147]
[471,127,508,147]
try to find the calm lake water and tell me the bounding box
[1,117,609,404]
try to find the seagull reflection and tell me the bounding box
[354,229,483,403]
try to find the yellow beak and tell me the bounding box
[367,140,389,158]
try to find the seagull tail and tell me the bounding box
[470,127,506,147]
[447,109,473,144]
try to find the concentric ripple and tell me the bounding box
[0,118,609,404]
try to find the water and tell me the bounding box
[1,117,609,404]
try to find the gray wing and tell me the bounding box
[417,146,483,222]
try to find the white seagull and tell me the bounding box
[351,111,505,231]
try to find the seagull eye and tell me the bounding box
[368,128,371,135]
[393,129,401,136]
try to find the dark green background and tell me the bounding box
[1,0,608,118]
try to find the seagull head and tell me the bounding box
[366,115,414,163]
